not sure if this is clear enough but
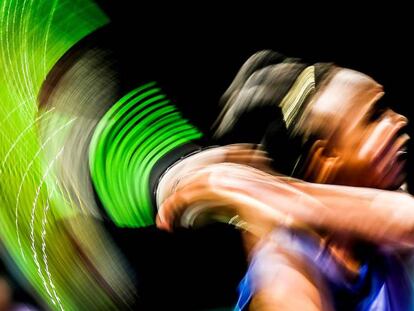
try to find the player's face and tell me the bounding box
[304,69,409,189]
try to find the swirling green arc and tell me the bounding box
[0,0,111,310]
[89,82,202,227]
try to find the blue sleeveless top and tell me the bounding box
[235,229,413,311]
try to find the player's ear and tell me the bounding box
[303,139,342,184]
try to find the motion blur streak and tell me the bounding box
[0,1,136,309]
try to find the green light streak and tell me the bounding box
[89,83,202,227]
[0,0,132,310]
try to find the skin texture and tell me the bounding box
[303,68,409,189]
[157,161,414,246]
[156,68,411,310]
[0,278,11,311]
[247,238,334,311]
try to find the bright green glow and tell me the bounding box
[0,0,127,310]
[89,83,202,227]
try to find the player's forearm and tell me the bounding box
[158,160,414,246]
[291,181,414,245]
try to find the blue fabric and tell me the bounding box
[234,274,252,311]
[235,229,413,311]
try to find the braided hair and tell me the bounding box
[213,50,335,177]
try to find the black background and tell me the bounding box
[4,3,404,310]
[90,3,414,310]
[95,2,413,186]
[2,3,412,311]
